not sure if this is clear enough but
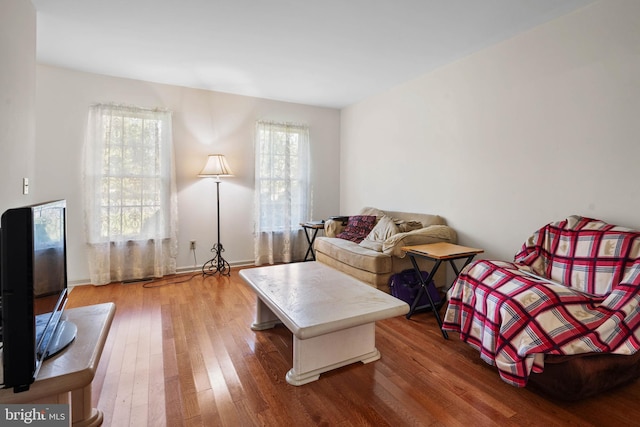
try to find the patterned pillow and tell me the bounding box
[336,215,377,243]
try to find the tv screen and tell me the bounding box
[33,204,66,298]
[1,200,76,392]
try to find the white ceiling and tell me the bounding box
[32,0,597,109]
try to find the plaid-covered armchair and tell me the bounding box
[443,215,640,399]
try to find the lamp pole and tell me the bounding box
[198,154,233,277]
[202,177,231,276]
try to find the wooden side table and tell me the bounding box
[0,302,116,426]
[300,221,324,261]
[402,242,483,339]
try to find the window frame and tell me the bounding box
[86,105,174,244]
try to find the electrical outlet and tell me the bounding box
[190,240,196,250]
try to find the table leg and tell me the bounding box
[70,385,103,427]
[251,297,282,330]
[405,255,448,339]
[443,255,478,292]
[286,322,379,386]
[30,387,102,427]
[302,227,320,261]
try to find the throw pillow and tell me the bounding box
[336,215,377,243]
[359,215,400,252]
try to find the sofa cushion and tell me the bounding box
[359,215,399,252]
[336,215,376,243]
[314,236,393,274]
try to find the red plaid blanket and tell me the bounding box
[442,216,640,387]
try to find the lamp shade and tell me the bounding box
[198,154,234,178]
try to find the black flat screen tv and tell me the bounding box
[0,199,77,392]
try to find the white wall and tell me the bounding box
[35,65,341,284]
[0,0,36,212]
[340,0,640,261]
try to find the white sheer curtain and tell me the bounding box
[254,121,311,265]
[83,104,178,285]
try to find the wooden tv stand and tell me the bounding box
[0,302,115,427]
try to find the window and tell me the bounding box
[254,121,311,264]
[99,108,166,239]
[84,104,177,284]
[255,121,310,231]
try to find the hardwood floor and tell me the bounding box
[66,267,640,426]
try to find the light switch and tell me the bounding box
[23,178,29,195]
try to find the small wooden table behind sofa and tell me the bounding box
[240,262,409,385]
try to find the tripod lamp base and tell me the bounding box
[202,243,231,276]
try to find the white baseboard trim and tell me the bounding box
[68,259,256,288]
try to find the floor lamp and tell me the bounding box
[198,154,234,276]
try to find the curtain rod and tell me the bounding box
[257,120,308,129]
[91,103,171,114]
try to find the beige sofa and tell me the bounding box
[314,207,457,293]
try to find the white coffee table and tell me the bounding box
[240,262,409,386]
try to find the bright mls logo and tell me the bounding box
[1,404,68,426]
